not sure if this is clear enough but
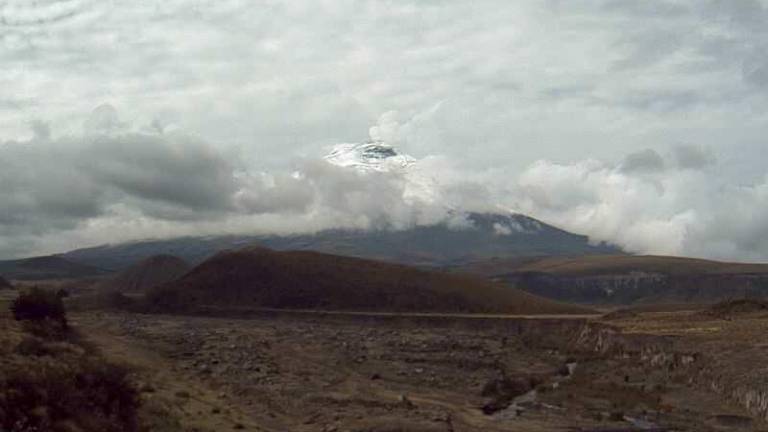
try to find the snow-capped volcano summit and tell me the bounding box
[324,140,440,205]
[324,141,416,173]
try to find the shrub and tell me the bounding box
[0,357,140,432]
[2,289,143,431]
[11,287,68,329]
[15,336,55,356]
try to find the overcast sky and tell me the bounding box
[2,0,768,261]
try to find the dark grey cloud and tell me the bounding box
[673,144,716,170]
[84,133,237,213]
[0,106,485,258]
[620,149,666,173]
[0,138,105,235]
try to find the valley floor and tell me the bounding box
[70,310,763,432]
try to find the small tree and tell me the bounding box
[11,287,68,329]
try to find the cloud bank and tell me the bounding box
[3,0,768,172]
[2,1,768,261]
[514,147,768,262]
[2,106,768,263]
[0,106,475,258]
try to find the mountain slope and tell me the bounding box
[0,255,107,281]
[62,212,621,272]
[60,141,621,271]
[146,247,591,315]
[97,254,191,293]
[459,255,768,305]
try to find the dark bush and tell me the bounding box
[3,288,142,431]
[0,357,140,432]
[11,287,68,329]
[15,336,55,356]
[480,374,538,415]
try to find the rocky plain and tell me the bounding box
[71,307,767,432]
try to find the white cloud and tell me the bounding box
[511,150,768,261]
[2,1,768,260]
[1,1,767,169]
[0,106,491,257]
[2,106,768,262]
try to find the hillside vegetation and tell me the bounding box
[146,247,591,315]
[0,289,140,431]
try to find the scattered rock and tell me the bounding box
[399,394,416,409]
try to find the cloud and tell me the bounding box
[0,106,492,258]
[673,144,715,170]
[620,149,665,173]
[84,133,238,214]
[2,0,767,173]
[512,148,768,262]
[2,1,768,261]
[234,172,314,215]
[2,104,768,264]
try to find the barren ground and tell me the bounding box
[69,309,765,432]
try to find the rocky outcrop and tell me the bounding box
[559,321,768,424]
[694,358,768,422]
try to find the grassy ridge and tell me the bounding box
[147,247,591,315]
[462,255,768,277]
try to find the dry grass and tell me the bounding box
[146,246,592,315]
[0,293,142,432]
[495,255,768,276]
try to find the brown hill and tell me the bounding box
[506,255,768,276]
[98,254,190,293]
[146,247,591,315]
[461,255,768,277]
[0,276,12,290]
[458,255,768,305]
